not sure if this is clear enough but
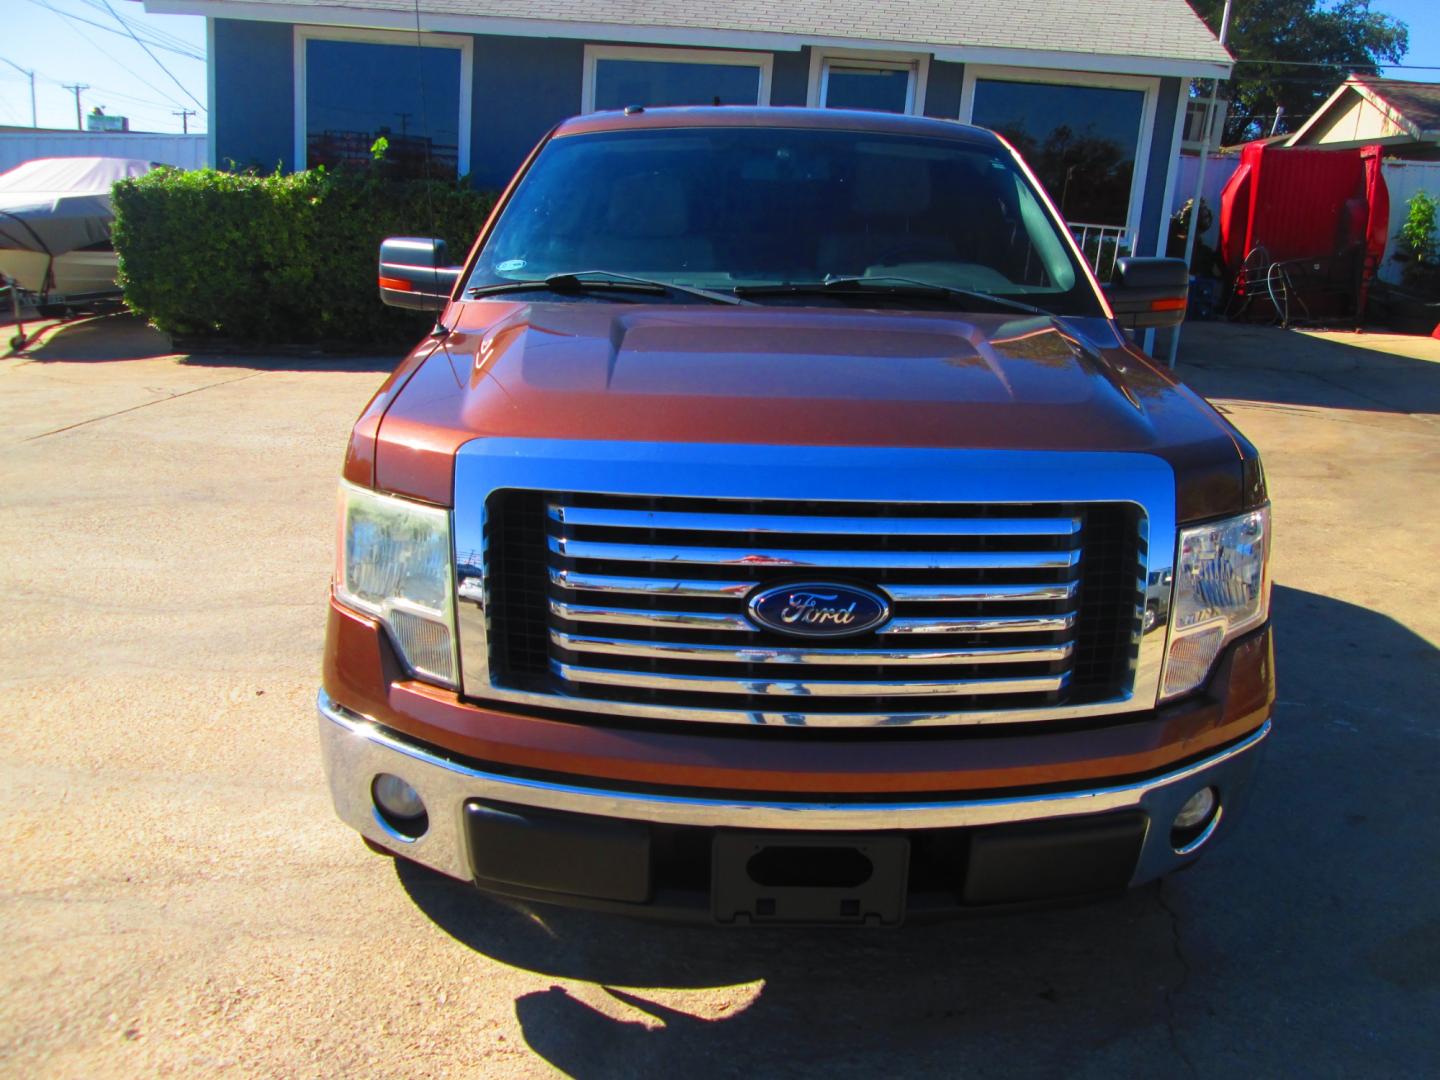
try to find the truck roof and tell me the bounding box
[553,105,1002,146]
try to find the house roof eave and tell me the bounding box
[1349,79,1426,140]
[144,0,1233,78]
[1284,80,1355,146]
[1286,75,1437,147]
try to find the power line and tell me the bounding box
[87,84,196,112]
[100,0,206,112]
[1207,73,1432,86]
[27,1,189,111]
[23,0,210,123]
[24,0,204,61]
[0,55,38,126]
[1,54,195,115]
[1231,57,1440,71]
[74,0,204,58]
[0,96,26,127]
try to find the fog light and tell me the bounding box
[1174,787,1217,829]
[1170,786,1219,853]
[372,773,428,838]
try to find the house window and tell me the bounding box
[583,46,772,113]
[295,28,472,178]
[810,52,928,116]
[964,72,1152,233]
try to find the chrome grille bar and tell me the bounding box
[551,599,1077,635]
[551,631,1074,666]
[550,599,752,632]
[550,568,756,599]
[548,535,1080,570]
[883,613,1077,635]
[550,503,1082,536]
[552,660,1070,698]
[550,568,1078,604]
[884,581,1079,602]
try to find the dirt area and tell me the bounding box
[1,315,1436,1076]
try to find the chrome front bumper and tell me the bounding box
[317,689,1269,892]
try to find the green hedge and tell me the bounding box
[111,167,498,346]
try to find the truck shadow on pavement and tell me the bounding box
[1174,323,1440,415]
[397,583,1440,1076]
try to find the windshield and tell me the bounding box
[467,126,1103,316]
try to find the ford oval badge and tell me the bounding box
[747,582,892,638]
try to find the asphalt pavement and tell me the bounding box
[1,314,1437,1077]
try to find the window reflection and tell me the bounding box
[305,38,461,178]
[971,79,1143,227]
[824,65,911,113]
[593,59,762,110]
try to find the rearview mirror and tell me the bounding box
[378,237,462,312]
[1103,257,1189,330]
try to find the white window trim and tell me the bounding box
[1155,85,1189,257]
[205,15,217,167]
[806,48,930,116]
[581,44,773,114]
[293,25,473,176]
[959,65,1159,252]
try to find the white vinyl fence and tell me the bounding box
[0,131,205,175]
[1170,151,1241,251]
[1375,159,1440,285]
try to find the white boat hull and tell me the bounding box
[0,248,119,300]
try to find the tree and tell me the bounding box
[1188,0,1408,144]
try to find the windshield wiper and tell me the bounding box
[468,270,749,305]
[734,275,1052,317]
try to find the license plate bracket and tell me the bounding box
[711,832,909,926]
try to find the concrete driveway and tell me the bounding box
[2,315,1437,1076]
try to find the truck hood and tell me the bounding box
[364,301,1248,518]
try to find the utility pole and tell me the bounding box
[1166,0,1233,369]
[0,58,37,126]
[63,83,89,129]
[172,108,196,134]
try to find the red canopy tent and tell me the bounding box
[1217,142,1388,324]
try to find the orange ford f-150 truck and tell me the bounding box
[319,107,1273,925]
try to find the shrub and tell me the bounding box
[1396,190,1439,294]
[111,167,498,346]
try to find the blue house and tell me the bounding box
[139,0,1230,264]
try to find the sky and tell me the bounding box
[1,0,207,134]
[0,0,1436,136]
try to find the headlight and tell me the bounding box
[335,481,457,688]
[1162,506,1271,700]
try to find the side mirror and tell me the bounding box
[1103,257,1189,330]
[378,237,462,312]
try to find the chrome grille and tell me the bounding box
[482,491,1143,720]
